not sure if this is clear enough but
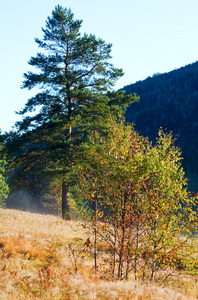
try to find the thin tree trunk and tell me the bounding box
[142,259,148,282]
[150,260,155,282]
[118,230,125,279]
[126,225,133,280]
[94,195,97,275]
[118,195,126,280]
[112,223,117,281]
[125,253,129,280]
[150,215,158,282]
[135,223,139,281]
[62,181,70,220]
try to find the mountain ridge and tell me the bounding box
[124,61,198,191]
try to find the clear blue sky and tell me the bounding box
[1,0,198,133]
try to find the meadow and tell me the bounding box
[0,208,197,300]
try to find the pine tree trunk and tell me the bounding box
[62,182,70,220]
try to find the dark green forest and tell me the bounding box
[124,62,198,191]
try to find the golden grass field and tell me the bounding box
[0,208,197,299]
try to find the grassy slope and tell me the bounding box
[0,208,197,300]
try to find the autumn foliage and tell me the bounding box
[78,119,198,282]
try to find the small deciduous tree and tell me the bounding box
[78,120,198,282]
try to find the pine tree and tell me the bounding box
[2,5,138,219]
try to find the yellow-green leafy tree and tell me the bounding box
[0,143,9,207]
[78,120,198,282]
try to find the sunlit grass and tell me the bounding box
[0,208,197,299]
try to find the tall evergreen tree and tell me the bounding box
[2,5,137,219]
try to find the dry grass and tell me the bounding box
[0,208,197,299]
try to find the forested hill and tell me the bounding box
[124,61,198,191]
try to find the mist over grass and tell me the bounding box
[6,190,55,214]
